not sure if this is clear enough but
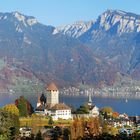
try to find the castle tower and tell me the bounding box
[46,82,59,105]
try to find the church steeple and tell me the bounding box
[88,93,92,106]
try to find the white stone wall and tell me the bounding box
[90,106,99,117]
[52,109,71,120]
[47,90,59,105]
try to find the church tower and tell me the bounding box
[87,93,92,106]
[46,82,59,105]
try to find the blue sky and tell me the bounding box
[0,0,140,26]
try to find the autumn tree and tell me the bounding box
[2,104,19,116]
[112,112,119,119]
[100,107,113,119]
[85,117,100,138]
[15,96,34,117]
[71,117,84,140]
[102,121,109,134]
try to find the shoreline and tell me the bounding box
[60,94,140,100]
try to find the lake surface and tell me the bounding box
[0,94,140,116]
[60,96,140,116]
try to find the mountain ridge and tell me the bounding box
[0,10,140,96]
[54,9,140,41]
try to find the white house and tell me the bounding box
[89,105,99,117]
[45,103,72,120]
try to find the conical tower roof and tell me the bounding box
[46,82,58,91]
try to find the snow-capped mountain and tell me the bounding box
[0,11,111,92]
[53,10,140,80]
[0,10,140,94]
[12,11,38,26]
[98,10,140,33]
[54,10,140,40]
[0,11,38,29]
[53,20,94,38]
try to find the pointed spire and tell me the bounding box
[88,93,92,106]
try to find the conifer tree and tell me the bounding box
[35,130,43,140]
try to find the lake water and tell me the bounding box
[60,96,140,116]
[0,94,140,116]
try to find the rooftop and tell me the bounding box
[46,103,71,110]
[46,82,58,91]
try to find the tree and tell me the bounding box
[40,93,46,104]
[100,107,113,119]
[71,117,84,139]
[102,121,109,134]
[52,126,62,140]
[112,112,119,119]
[75,105,89,114]
[48,116,54,125]
[15,96,34,117]
[2,104,19,116]
[88,117,100,136]
[0,109,19,140]
[35,130,43,140]
[63,128,70,140]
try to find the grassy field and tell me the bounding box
[20,116,72,133]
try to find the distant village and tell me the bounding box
[19,83,140,139]
[1,82,140,140]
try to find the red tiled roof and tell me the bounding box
[46,82,58,91]
[46,103,71,110]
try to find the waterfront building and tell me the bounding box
[87,93,99,117]
[36,82,72,120]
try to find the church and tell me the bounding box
[86,93,99,117]
[35,82,72,120]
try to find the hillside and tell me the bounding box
[54,10,140,80]
[0,10,140,96]
[0,11,113,95]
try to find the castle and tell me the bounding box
[35,82,72,120]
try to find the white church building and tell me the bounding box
[87,93,99,117]
[36,82,72,120]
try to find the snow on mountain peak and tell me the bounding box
[52,10,140,40]
[27,18,38,26]
[12,11,38,26]
[53,20,94,38]
[12,12,26,25]
[99,9,140,33]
